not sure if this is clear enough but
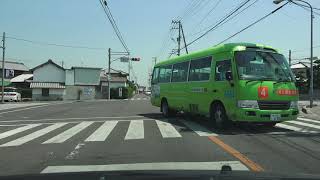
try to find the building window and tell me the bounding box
[42,88,49,97]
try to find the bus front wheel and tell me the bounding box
[211,103,229,129]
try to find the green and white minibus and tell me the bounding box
[151,43,299,128]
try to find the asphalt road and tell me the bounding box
[0,93,320,177]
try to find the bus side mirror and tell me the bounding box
[225,71,233,81]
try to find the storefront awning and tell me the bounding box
[10,74,33,83]
[30,82,65,89]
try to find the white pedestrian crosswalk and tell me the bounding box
[85,121,117,142]
[155,120,182,138]
[43,122,93,144]
[125,120,144,140]
[0,117,319,147]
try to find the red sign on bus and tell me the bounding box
[258,86,269,99]
[276,89,298,96]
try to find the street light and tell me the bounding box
[274,0,314,108]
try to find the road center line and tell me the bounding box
[208,136,264,172]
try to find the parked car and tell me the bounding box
[145,90,151,95]
[0,87,22,102]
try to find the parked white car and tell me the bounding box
[0,87,22,102]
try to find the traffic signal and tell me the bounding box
[131,57,140,61]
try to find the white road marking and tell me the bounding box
[286,120,320,130]
[43,122,93,144]
[180,120,218,136]
[137,98,141,100]
[65,143,85,160]
[125,120,144,140]
[155,120,181,138]
[0,123,67,147]
[0,124,41,140]
[85,121,118,142]
[0,102,72,115]
[41,161,249,173]
[276,123,319,133]
[0,115,144,123]
[0,118,157,127]
[297,117,320,124]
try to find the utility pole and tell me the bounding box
[288,50,291,67]
[1,32,5,104]
[177,22,181,56]
[108,48,111,100]
[128,56,130,81]
[152,57,157,66]
[171,20,188,56]
[310,6,314,108]
[180,23,188,54]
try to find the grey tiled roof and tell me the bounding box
[0,61,29,71]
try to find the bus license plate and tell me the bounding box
[270,114,281,121]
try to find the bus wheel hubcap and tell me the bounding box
[162,103,168,115]
[215,108,222,123]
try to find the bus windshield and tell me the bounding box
[235,50,295,82]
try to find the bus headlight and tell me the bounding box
[237,100,259,109]
[290,101,298,109]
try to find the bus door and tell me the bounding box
[186,56,213,115]
[170,61,189,110]
[212,54,236,118]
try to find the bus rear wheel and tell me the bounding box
[211,103,229,129]
[161,100,175,117]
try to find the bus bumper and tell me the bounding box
[231,108,299,123]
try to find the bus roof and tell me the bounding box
[154,42,277,67]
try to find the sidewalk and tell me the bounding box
[299,100,320,120]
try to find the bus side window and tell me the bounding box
[172,61,189,82]
[188,57,212,81]
[152,68,159,84]
[215,60,231,81]
[159,65,172,83]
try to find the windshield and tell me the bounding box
[235,51,295,82]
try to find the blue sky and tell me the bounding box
[1,0,319,86]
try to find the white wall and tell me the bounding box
[110,82,127,88]
[65,69,74,85]
[32,89,42,95]
[50,89,65,95]
[33,63,65,82]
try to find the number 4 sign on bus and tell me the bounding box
[258,86,269,99]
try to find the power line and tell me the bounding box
[292,2,320,16]
[216,2,289,45]
[189,0,222,35]
[292,45,320,53]
[6,36,106,50]
[190,0,259,38]
[182,0,251,50]
[99,0,129,53]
